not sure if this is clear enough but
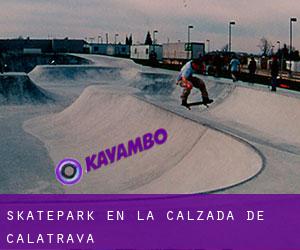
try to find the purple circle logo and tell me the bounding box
[55,158,83,185]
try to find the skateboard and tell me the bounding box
[182,100,214,110]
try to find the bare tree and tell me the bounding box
[221,44,229,52]
[258,37,272,56]
[145,31,153,45]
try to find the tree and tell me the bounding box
[128,34,133,45]
[221,44,229,52]
[125,34,133,45]
[290,50,300,61]
[258,37,272,56]
[144,31,152,45]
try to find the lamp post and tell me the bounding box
[206,39,210,53]
[188,25,194,59]
[106,33,109,44]
[114,34,119,45]
[289,17,297,77]
[153,30,158,45]
[153,30,158,54]
[229,21,236,52]
[277,40,281,51]
[277,41,283,78]
[89,37,95,43]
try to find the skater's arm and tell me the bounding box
[176,73,192,86]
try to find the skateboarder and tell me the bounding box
[176,59,212,108]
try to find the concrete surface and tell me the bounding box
[0,54,299,194]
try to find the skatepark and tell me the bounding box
[1,54,300,194]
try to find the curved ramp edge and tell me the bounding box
[24,86,263,194]
[0,73,51,104]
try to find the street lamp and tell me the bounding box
[188,25,194,59]
[277,40,281,49]
[277,41,283,78]
[229,21,236,52]
[206,39,210,53]
[289,17,297,77]
[89,37,95,43]
[114,34,119,45]
[153,30,158,54]
[153,30,158,45]
[106,33,109,44]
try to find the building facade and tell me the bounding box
[0,38,86,53]
[130,45,163,61]
[88,44,130,57]
[162,42,205,64]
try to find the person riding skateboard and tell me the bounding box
[176,59,212,108]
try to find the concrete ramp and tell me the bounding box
[29,60,176,93]
[74,54,142,69]
[29,65,123,84]
[131,72,176,95]
[211,87,300,146]
[24,86,262,194]
[0,73,51,105]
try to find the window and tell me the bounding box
[146,48,149,54]
[94,47,99,52]
[122,47,126,52]
[134,48,137,54]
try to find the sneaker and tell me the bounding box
[181,100,188,106]
[181,100,191,110]
[202,97,213,104]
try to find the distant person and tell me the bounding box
[213,54,222,77]
[149,50,157,65]
[229,56,240,82]
[248,57,257,82]
[270,56,279,92]
[176,59,213,108]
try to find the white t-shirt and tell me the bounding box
[177,61,195,81]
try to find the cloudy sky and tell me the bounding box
[0,0,299,53]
